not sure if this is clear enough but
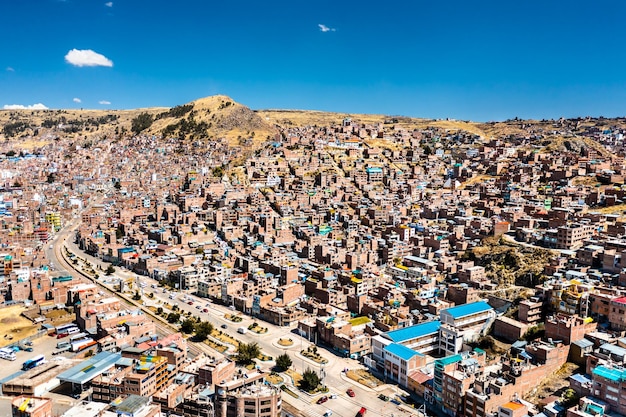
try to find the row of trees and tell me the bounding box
[179,318,214,342]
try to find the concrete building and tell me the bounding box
[11,397,52,417]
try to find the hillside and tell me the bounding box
[0,95,276,151]
[2,98,625,157]
[149,95,276,147]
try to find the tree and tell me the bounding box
[156,307,163,315]
[194,321,214,341]
[131,112,154,135]
[132,291,141,301]
[166,312,180,323]
[105,265,115,276]
[561,388,579,408]
[236,342,261,365]
[275,353,292,371]
[180,318,195,334]
[298,368,320,392]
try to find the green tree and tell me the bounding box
[275,353,292,371]
[156,307,163,315]
[561,388,579,408]
[131,112,154,135]
[298,368,320,392]
[132,291,141,301]
[236,342,261,365]
[105,265,115,276]
[194,321,214,341]
[180,318,196,334]
[167,312,180,323]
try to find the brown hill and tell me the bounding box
[0,95,276,150]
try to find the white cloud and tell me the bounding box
[99,100,111,105]
[73,98,82,103]
[105,1,113,7]
[6,67,14,72]
[65,49,113,67]
[318,24,336,32]
[3,103,48,110]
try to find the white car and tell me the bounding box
[324,411,332,417]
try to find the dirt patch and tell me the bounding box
[524,362,580,404]
[346,369,384,388]
[1,317,20,324]
[285,369,302,386]
[0,305,39,347]
[44,310,74,325]
[277,338,293,347]
[266,373,284,385]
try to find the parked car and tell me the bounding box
[324,411,332,417]
[356,407,367,417]
[187,301,193,305]
[347,388,355,397]
[202,308,209,313]
[221,324,227,329]
[329,393,337,399]
[317,396,328,404]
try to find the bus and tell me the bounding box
[56,341,71,349]
[0,348,16,361]
[55,324,79,336]
[72,339,97,353]
[22,354,45,371]
[69,333,88,342]
[55,324,78,334]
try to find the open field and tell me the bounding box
[0,305,38,347]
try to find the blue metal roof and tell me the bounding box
[384,343,422,361]
[593,366,626,382]
[57,351,121,385]
[442,301,492,319]
[385,320,441,343]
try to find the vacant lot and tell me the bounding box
[0,305,39,347]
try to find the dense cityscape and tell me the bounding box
[1,97,626,417]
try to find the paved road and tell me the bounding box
[48,200,418,417]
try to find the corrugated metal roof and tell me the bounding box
[442,301,492,319]
[593,366,626,382]
[384,343,422,361]
[57,351,121,385]
[385,320,441,343]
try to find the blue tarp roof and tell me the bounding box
[442,301,492,319]
[385,320,441,343]
[384,343,423,361]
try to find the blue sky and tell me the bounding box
[1,0,625,121]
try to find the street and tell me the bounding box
[44,201,419,417]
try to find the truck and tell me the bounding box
[237,327,247,334]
